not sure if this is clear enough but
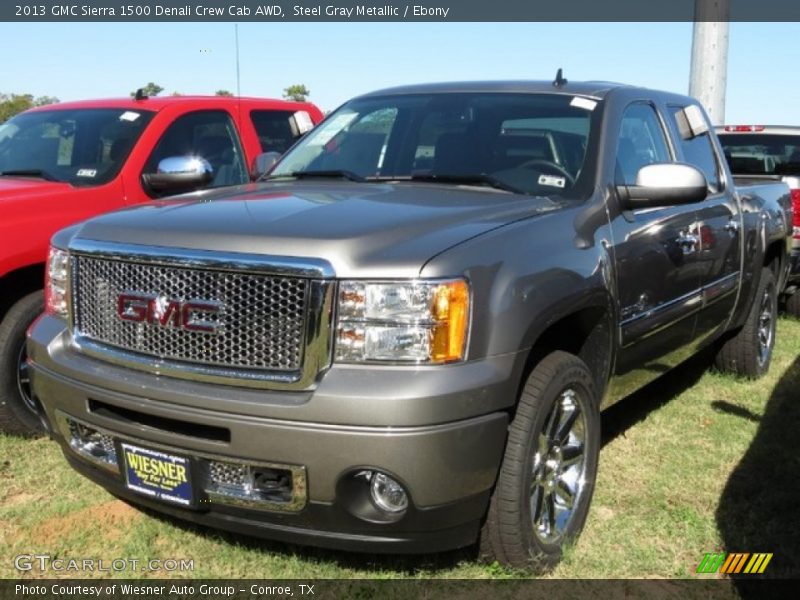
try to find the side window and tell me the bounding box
[616,103,672,186]
[143,110,248,191]
[668,106,721,193]
[250,110,301,154]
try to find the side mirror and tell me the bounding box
[617,163,708,210]
[141,156,213,195]
[251,151,282,180]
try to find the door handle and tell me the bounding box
[724,219,740,234]
[676,232,699,253]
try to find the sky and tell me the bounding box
[0,22,797,124]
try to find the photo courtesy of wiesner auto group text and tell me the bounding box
[1,0,798,598]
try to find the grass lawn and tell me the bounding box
[1,319,798,584]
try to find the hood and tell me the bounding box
[0,176,72,200]
[69,181,562,278]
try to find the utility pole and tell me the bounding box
[688,0,730,125]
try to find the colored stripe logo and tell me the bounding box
[697,552,773,574]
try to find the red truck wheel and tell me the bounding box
[0,291,46,435]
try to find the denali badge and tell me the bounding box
[117,293,222,333]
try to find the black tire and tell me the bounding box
[0,291,46,435]
[479,351,600,573]
[714,267,777,379]
[785,289,800,319]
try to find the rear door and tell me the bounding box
[609,102,703,396]
[668,105,742,344]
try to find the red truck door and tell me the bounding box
[120,107,251,204]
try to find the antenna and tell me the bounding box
[235,24,241,96]
[553,68,568,87]
[134,88,147,101]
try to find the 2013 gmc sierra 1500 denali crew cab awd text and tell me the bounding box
[0,94,323,434]
[28,80,791,572]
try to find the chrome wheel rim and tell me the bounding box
[530,388,587,544]
[757,286,774,366]
[16,341,36,414]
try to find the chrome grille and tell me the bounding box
[72,255,309,372]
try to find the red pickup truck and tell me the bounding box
[0,95,323,434]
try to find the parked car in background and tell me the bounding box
[0,95,323,434]
[716,125,800,315]
[29,81,790,572]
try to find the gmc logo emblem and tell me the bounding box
[117,293,223,334]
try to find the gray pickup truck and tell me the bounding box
[28,80,791,572]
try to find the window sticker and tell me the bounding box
[307,112,358,146]
[293,110,315,134]
[76,168,97,178]
[538,174,566,188]
[119,111,141,122]
[570,97,598,111]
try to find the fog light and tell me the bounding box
[370,472,408,513]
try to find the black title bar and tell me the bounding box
[3,0,800,22]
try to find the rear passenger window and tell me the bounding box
[250,110,302,154]
[669,106,721,193]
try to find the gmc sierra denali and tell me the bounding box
[28,80,791,572]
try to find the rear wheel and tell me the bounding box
[714,267,777,379]
[480,351,600,572]
[784,289,800,318]
[0,291,46,435]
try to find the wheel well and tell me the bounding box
[519,306,612,406]
[0,264,45,317]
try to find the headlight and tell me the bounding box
[45,246,70,318]
[335,279,470,363]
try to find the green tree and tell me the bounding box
[282,84,310,102]
[33,95,59,107]
[215,89,234,97]
[130,82,164,98]
[0,93,59,121]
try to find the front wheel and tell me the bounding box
[0,291,46,435]
[480,351,600,572]
[714,267,777,379]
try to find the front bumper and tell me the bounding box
[28,315,518,553]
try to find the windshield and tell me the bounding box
[270,93,595,197]
[0,108,155,186]
[718,133,800,176]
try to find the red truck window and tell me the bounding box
[249,110,305,154]
[0,108,155,186]
[143,110,248,192]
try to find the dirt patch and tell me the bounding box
[30,500,140,543]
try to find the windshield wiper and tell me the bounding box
[0,169,60,182]
[265,170,366,183]
[409,173,526,195]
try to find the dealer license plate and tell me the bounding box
[121,442,194,506]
